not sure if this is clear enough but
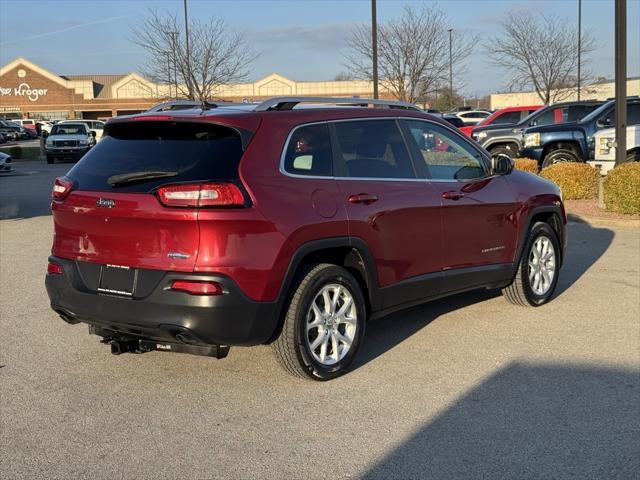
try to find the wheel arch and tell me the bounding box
[267,237,380,342]
[515,206,565,270]
[541,140,582,163]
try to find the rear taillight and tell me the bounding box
[157,183,244,207]
[171,280,222,295]
[52,176,73,201]
[47,262,63,275]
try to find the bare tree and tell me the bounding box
[344,4,476,104]
[132,10,257,101]
[486,10,597,104]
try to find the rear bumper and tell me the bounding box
[45,256,279,346]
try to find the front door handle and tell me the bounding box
[442,190,465,201]
[348,193,379,205]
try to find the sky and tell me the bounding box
[0,0,638,96]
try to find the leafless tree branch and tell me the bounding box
[485,10,597,104]
[344,4,477,104]
[131,9,258,100]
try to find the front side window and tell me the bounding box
[332,120,415,179]
[283,123,332,176]
[404,120,488,181]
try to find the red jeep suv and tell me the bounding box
[46,97,566,380]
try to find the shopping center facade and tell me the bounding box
[0,57,380,121]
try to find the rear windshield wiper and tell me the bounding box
[107,171,178,186]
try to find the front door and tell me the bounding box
[402,119,519,292]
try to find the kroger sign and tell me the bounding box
[0,83,48,102]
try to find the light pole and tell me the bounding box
[183,0,192,100]
[577,0,582,100]
[371,0,379,99]
[614,0,627,165]
[448,28,453,110]
[169,31,179,99]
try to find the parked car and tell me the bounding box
[472,101,605,159]
[590,125,640,174]
[10,119,38,131]
[45,96,566,380]
[43,122,96,163]
[59,119,105,141]
[0,132,8,144]
[0,151,12,172]
[36,121,53,135]
[456,110,492,125]
[520,97,640,168]
[0,119,23,141]
[460,105,543,137]
[442,114,466,128]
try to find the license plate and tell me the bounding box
[98,264,137,296]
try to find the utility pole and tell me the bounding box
[577,0,582,100]
[448,28,453,110]
[371,0,379,99]
[183,0,192,100]
[615,0,627,165]
[169,31,179,99]
[166,52,172,98]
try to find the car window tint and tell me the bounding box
[283,123,332,176]
[492,111,521,125]
[333,120,415,179]
[627,103,640,126]
[67,121,245,193]
[405,120,488,181]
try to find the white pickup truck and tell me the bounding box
[590,125,640,174]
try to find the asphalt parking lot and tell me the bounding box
[1,162,639,479]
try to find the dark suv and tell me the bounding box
[471,101,604,159]
[520,97,640,168]
[45,97,566,380]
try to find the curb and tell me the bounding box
[567,212,640,229]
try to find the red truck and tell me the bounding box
[460,105,542,137]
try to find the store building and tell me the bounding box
[490,77,640,109]
[0,57,381,121]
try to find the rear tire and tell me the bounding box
[503,222,560,307]
[272,263,366,381]
[541,148,581,169]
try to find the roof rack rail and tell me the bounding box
[254,96,420,112]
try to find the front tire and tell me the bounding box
[489,144,516,159]
[272,263,366,381]
[541,148,581,169]
[503,222,560,306]
[46,155,54,164]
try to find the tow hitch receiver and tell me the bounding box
[103,338,230,359]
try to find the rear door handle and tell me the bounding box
[442,190,465,201]
[348,193,379,205]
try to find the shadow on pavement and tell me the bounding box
[361,363,640,480]
[356,222,614,369]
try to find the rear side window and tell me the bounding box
[492,111,521,125]
[283,123,332,176]
[333,120,415,179]
[67,121,244,192]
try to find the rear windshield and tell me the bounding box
[67,121,244,192]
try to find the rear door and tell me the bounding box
[331,119,442,307]
[53,120,246,272]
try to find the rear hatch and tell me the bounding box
[52,119,249,272]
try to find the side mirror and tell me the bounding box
[491,153,514,176]
[90,130,97,138]
[41,130,49,138]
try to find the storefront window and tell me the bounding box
[29,111,69,121]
